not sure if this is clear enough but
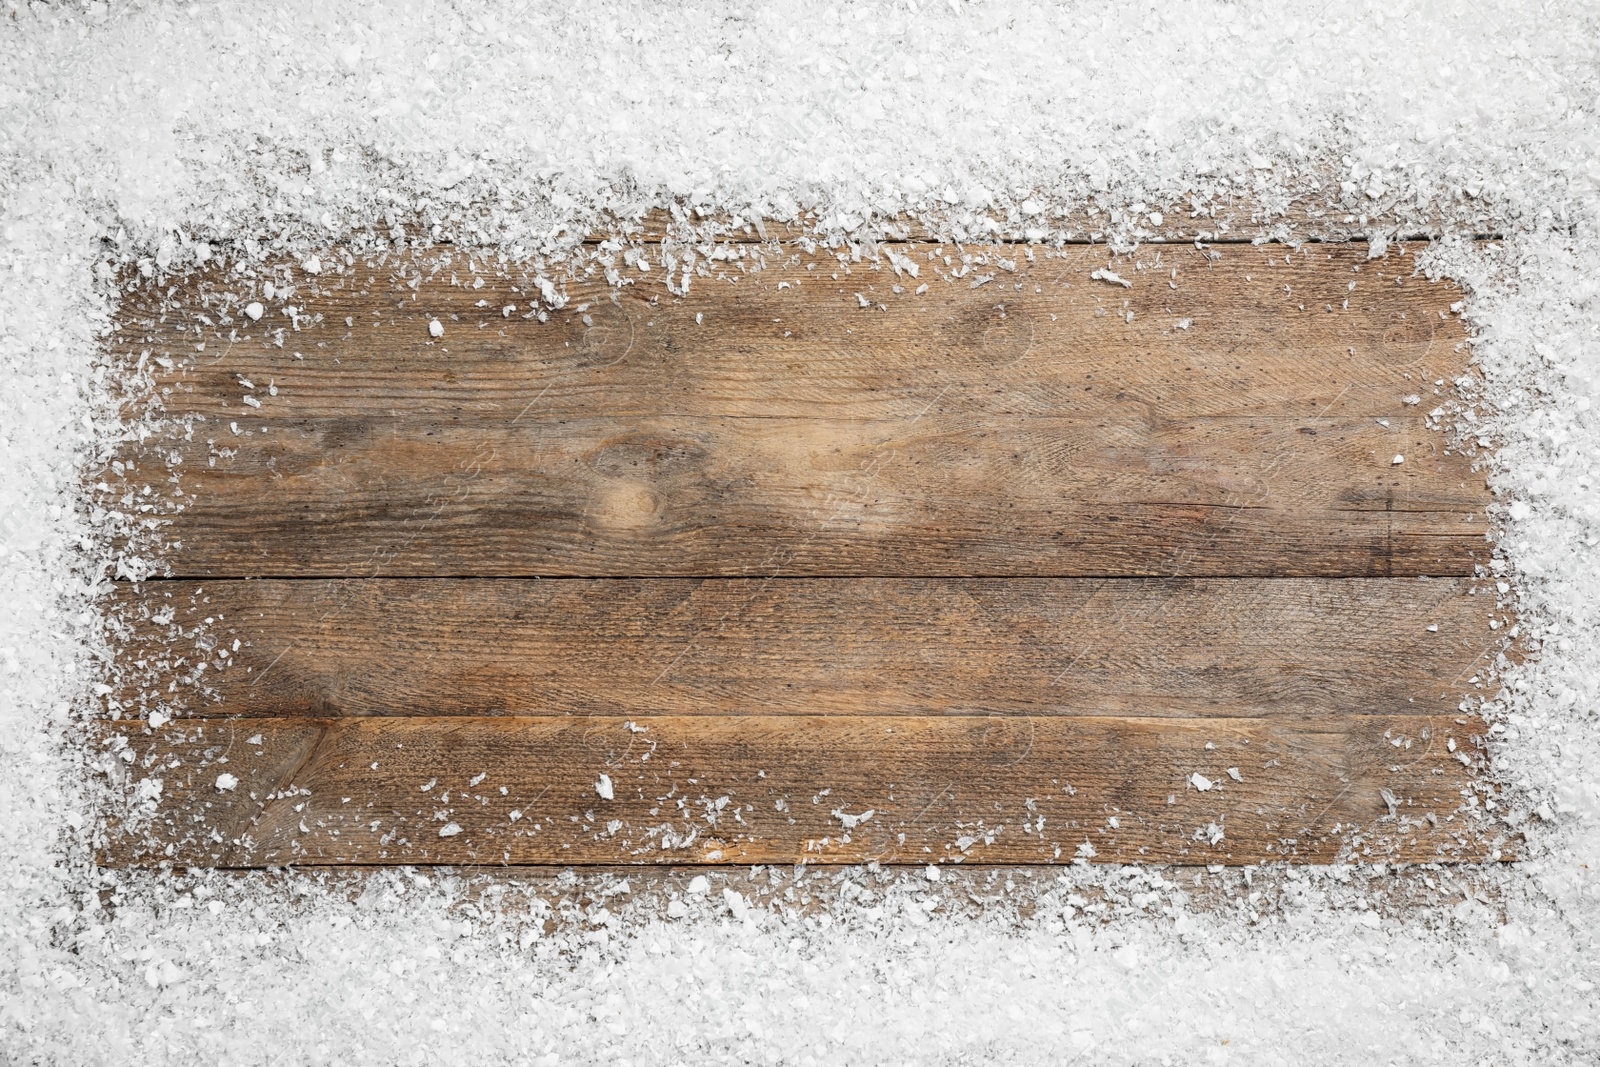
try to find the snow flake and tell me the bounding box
[831,808,874,829]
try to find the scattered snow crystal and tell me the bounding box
[832,807,875,828]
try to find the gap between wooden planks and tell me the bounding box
[420,196,1506,247]
[97,239,1510,869]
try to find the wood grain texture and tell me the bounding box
[115,244,1465,423]
[118,413,1484,577]
[108,578,1502,720]
[99,238,1507,870]
[96,713,1500,868]
[104,243,1486,577]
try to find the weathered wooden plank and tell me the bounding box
[96,713,1499,868]
[115,413,1484,577]
[113,243,1467,424]
[104,241,1486,577]
[108,578,1501,720]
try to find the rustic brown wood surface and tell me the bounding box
[122,413,1482,577]
[108,578,1500,720]
[98,713,1491,868]
[118,243,1462,424]
[97,240,1506,869]
[107,243,1484,578]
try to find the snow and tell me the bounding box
[2,0,1600,1063]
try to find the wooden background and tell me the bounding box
[97,239,1507,869]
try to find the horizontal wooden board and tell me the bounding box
[104,242,1486,578]
[108,577,1500,720]
[96,713,1499,867]
[113,413,1484,577]
[115,243,1464,424]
